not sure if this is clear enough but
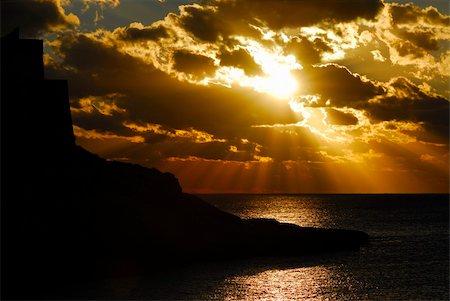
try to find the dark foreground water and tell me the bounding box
[82,194,449,300]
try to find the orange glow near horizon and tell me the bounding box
[151,152,449,194]
[73,94,449,193]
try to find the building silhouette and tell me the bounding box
[1,29,78,298]
[1,28,75,152]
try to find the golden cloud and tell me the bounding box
[123,122,226,144]
[1,0,79,36]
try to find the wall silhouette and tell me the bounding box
[1,28,75,150]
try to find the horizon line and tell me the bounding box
[193,192,450,195]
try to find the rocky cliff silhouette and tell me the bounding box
[1,30,368,299]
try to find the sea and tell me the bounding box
[83,194,449,300]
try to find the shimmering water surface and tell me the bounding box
[90,194,449,300]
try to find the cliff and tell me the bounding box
[1,30,368,299]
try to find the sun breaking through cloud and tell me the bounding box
[3,0,448,193]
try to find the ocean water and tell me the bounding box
[86,194,449,300]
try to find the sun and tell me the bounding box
[210,38,301,99]
[246,41,301,99]
[253,70,299,99]
[237,55,300,99]
[214,38,301,99]
[227,65,299,99]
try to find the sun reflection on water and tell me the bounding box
[217,266,336,301]
[207,195,339,228]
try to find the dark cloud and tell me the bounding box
[157,140,231,160]
[391,40,428,58]
[297,64,384,107]
[114,24,169,41]
[386,3,449,58]
[57,32,147,74]
[174,5,226,42]
[70,95,129,136]
[285,37,332,66]
[143,133,169,144]
[173,3,263,44]
[326,109,359,125]
[172,50,217,78]
[364,77,449,143]
[218,48,263,76]
[245,126,323,162]
[396,29,440,51]
[72,109,128,136]
[215,0,384,30]
[390,3,450,26]
[1,0,79,37]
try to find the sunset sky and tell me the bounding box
[2,0,449,193]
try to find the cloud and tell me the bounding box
[54,31,146,75]
[324,2,449,90]
[75,121,263,164]
[326,108,359,125]
[372,3,449,71]
[1,0,79,37]
[245,125,324,162]
[172,50,217,78]
[289,61,448,146]
[123,122,226,144]
[214,0,384,30]
[420,154,435,162]
[114,22,170,41]
[174,4,226,42]
[296,64,384,107]
[365,77,449,143]
[218,48,263,76]
[99,0,386,83]
[71,94,126,116]
[319,148,382,164]
[73,125,144,143]
[293,65,448,143]
[396,29,440,51]
[83,0,120,9]
[82,0,121,23]
[389,3,449,26]
[371,50,386,62]
[285,36,332,66]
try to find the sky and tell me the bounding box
[2,0,449,193]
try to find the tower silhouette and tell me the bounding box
[1,28,75,151]
[1,29,78,298]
